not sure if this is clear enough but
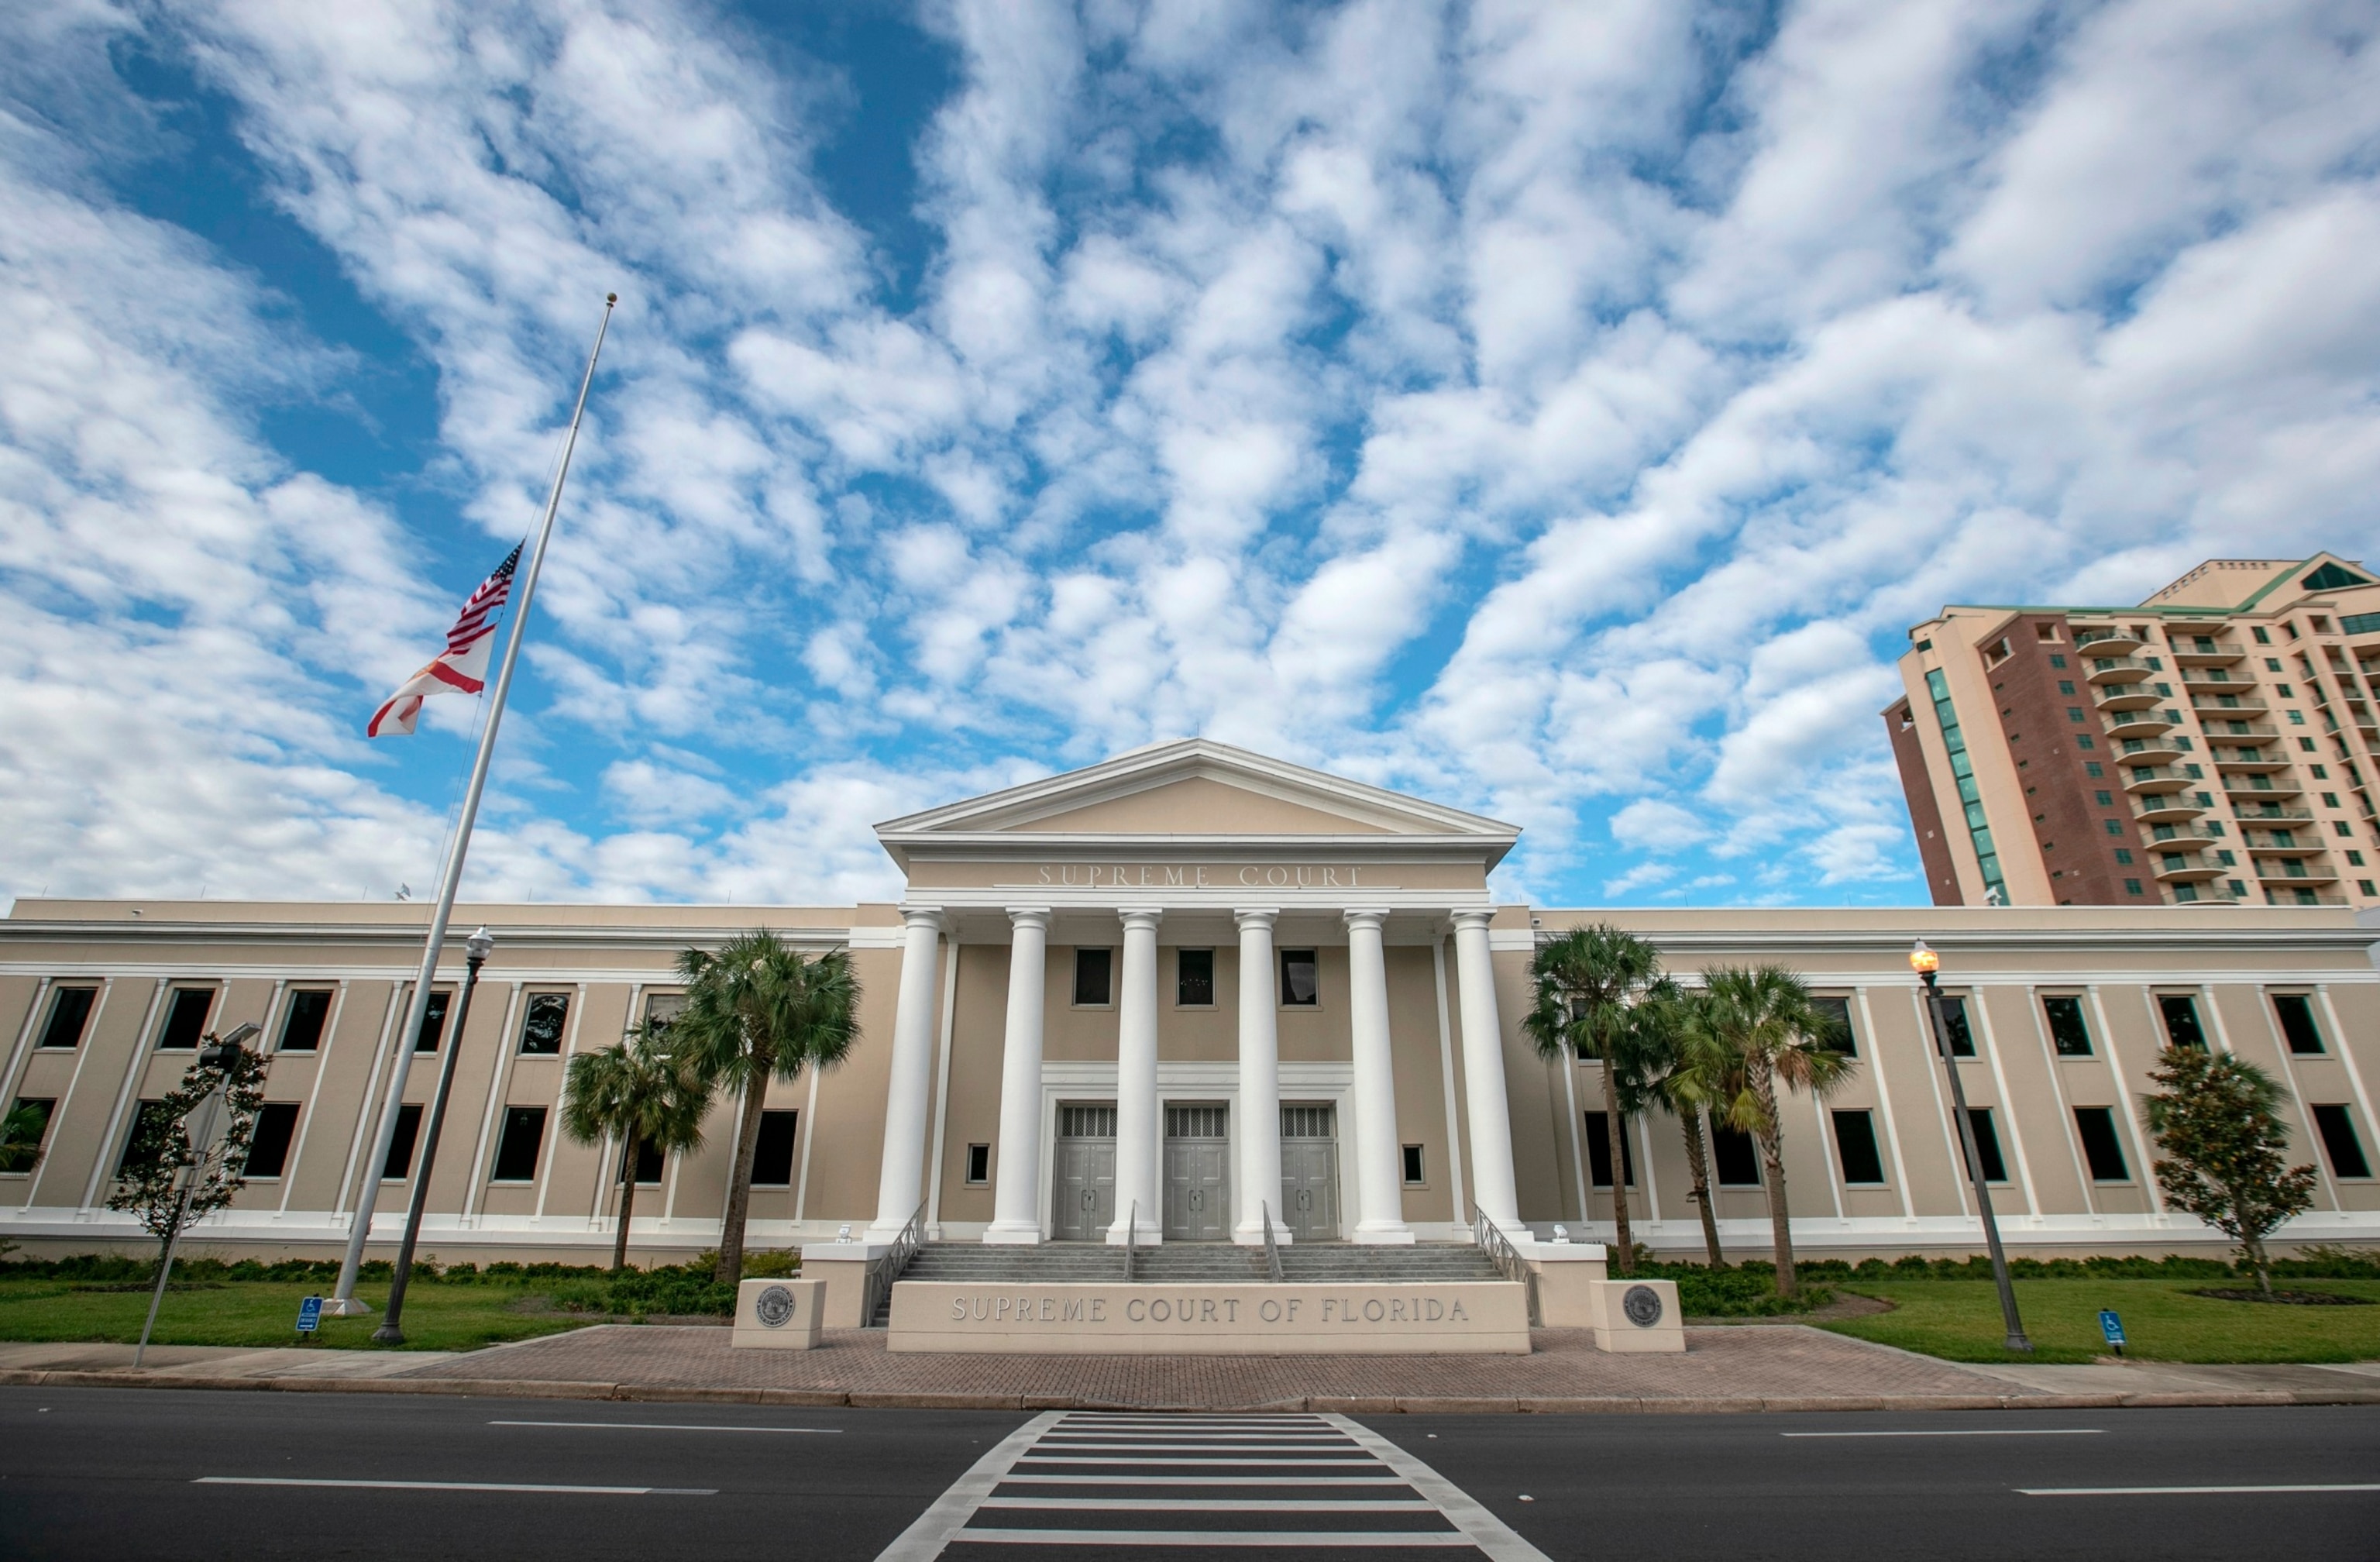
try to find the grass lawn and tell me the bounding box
[1823,1277,2380,1364]
[0,1275,607,1353]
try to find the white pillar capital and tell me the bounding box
[1005,906,1052,931]
[899,905,945,933]
[1118,906,1164,931]
[1449,908,1495,934]
[1342,907,1391,931]
[1234,907,1281,931]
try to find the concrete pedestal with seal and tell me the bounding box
[733,1277,824,1349]
[1587,1278,1684,1352]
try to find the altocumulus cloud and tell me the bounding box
[3,0,2378,910]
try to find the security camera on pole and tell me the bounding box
[326,295,615,1316]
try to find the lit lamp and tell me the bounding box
[1910,941,2031,1354]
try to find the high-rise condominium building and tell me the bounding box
[1888,554,2380,910]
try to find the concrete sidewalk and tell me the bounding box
[3,1326,2376,1412]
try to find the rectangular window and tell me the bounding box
[243,1103,300,1178]
[1072,948,1113,1006]
[2157,994,2207,1049]
[2094,790,2113,806]
[1583,1113,1635,1187]
[2085,762,2103,778]
[490,1106,545,1182]
[2114,848,2134,862]
[1279,949,1319,1006]
[645,991,687,1027]
[2058,680,2076,695]
[2311,1104,2371,1178]
[2073,1107,2131,1182]
[1711,1126,1760,1185]
[2272,993,2325,1054]
[2104,820,2124,835]
[2124,878,2143,895]
[1938,995,1976,1056]
[37,987,97,1050]
[964,1142,991,1185]
[752,1110,799,1186]
[1831,1110,1886,1184]
[1810,995,1856,1055]
[1402,1144,1426,1186]
[2042,995,2093,1056]
[631,1138,666,1185]
[119,1099,174,1175]
[1,1098,53,1172]
[2049,653,2066,668]
[1966,1108,2009,1182]
[382,1103,424,1180]
[518,992,570,1055]
[414,989,452,1051]
[278,989,332,1052]
[1177,948,1215,1006]
[2066,707,2085,722]
[156,987,215,1050]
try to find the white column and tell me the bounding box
[984,908,1051,1244]
[1344,908,1414,1244]
[1106,907,1164,1245]
[1450,910,1521,1230]
[1233,909,1286,1245]
[868,907,944,1240]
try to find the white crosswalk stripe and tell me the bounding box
[874,1412,1552,1561]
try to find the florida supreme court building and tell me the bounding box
[2,741,2376,1264]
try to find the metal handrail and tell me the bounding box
[1471,1206,1541,1326]
[1261,1201,1285,1284]
[862,1201,927,1328]
[1123,1200,1137,1283]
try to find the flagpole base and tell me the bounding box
[320,1297,377,1317]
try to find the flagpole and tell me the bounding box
[327,294,616,1314]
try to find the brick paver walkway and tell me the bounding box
[391,1324,2039,1411]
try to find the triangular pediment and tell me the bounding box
[875,741,1518,867]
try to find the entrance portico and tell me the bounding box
[866,741,1527,1247]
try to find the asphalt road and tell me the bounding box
[0,1387,2372,1561]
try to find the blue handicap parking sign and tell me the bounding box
[2099,1309,2125,1347]
[297,1294,323,1333]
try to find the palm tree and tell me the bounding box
[1638,981,1730,1270]
[678,930,861,1285]
[1687,964,1856,1299]
[1525,925,1663,1275]
[562,1019,711,1272]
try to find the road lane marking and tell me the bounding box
[874,1411,1066,1562]
[1783,1429,2105,1438]
[490,1419,841,1434]
[1326,1415,1553,1562]
[978,1498,1439,1512]
[2019,1484,2380,1496]
[1000,1475,1409,1486]
[194,1477,714,1495]
[951,1530,1480,1547]
[1016,1456,1380,1466]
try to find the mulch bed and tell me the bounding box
[2186,1287,2374,1306]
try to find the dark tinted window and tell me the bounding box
[2074,1107,2130,1181]
[1177,948,1215,1006]
[2157,993,2206,1050]
[1,1098,53,1172]
[1402,1144,1426,1185]
[964,1143,990,1184]
[280,989,332,1052]
[519,993,569,1055]
[244,1103,300,1178]
[1832,1110,1886,1184]
[2043,995,2093,1056]
[382,1103,423,1179]
[414,990,451,1051]
[38,988,95,1050]
[1938,995,1976,1056]
[1583,1113,1635,1187]
[1811,996,1855,1055]
[492,1106,545,1182]
[632,1138,666,1185]
[1280,950,1319,1006]
[1712,1126,1760,1185]
[1073,948,1113,1006]
[751,1110,799,1186]
[157,988,214,1050]
[1965,1108,2008,1182]
[2272,993,2325,1054]
[2311,1104,2371,1179]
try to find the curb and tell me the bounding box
[5,1368,2378,1412]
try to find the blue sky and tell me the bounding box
[5,1,2378,911]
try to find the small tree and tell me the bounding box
[679,930,861,1284]
[1648,983,1732,1269]
[1525,925,1663,1274]
[106,1042,267,1271]
[2143,1046,2316,1297]
[564,1019,712,1272]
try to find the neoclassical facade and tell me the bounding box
[3,741,2377,1262]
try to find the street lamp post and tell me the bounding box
[1910,940,2032,1354]
[373,927,493,1346]
[134,1021,261,1368]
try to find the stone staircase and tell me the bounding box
[871,1240,1503,1325]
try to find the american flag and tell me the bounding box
[367,544,523,738]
